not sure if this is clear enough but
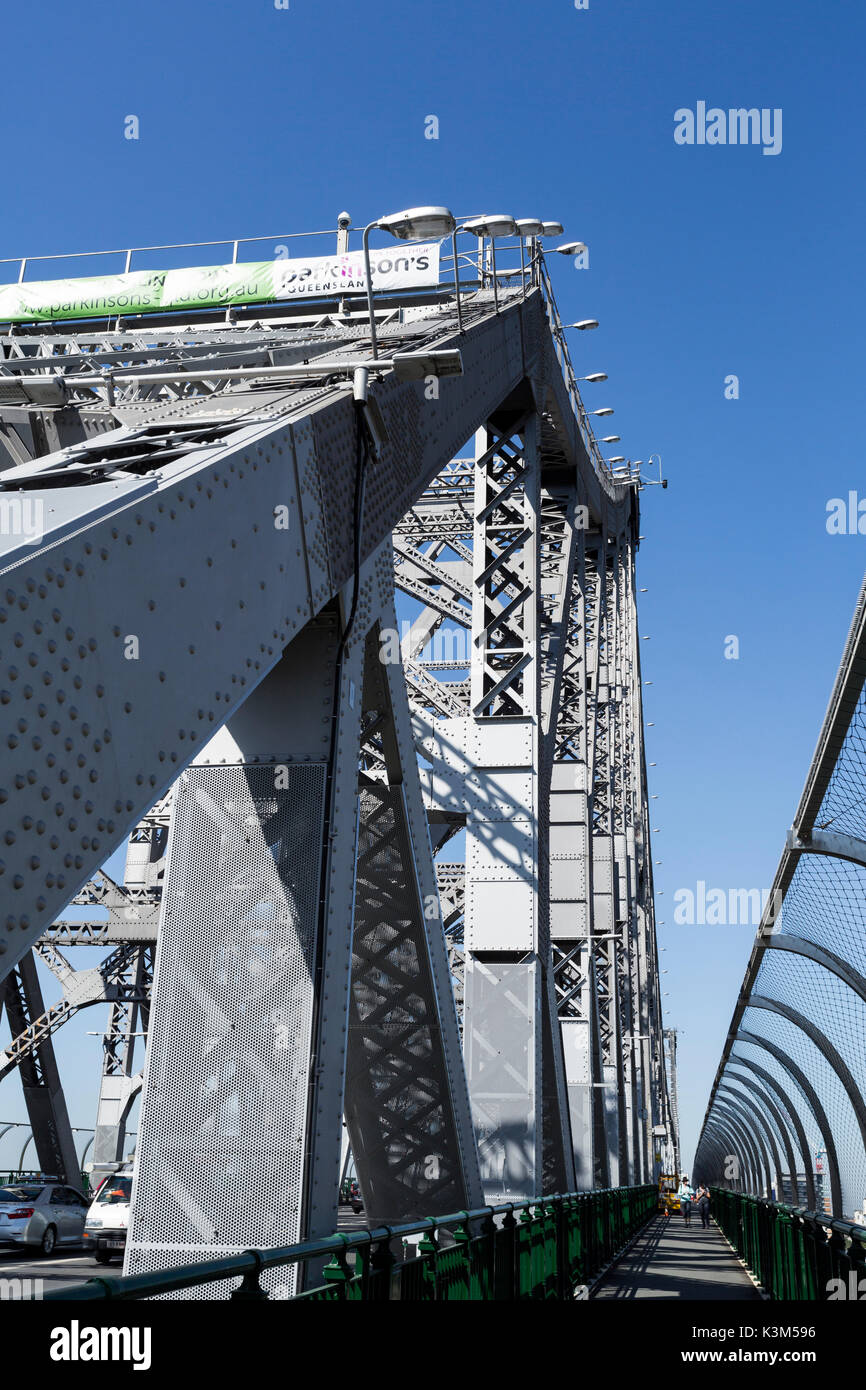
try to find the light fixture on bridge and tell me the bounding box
[514,220,551,298]
[566,319,599,330]
[462,215,517,239]
[363,205,457,359]
[577,372,607,382]
[554,241,587,256]
[590,407,614,417]
[607,456,626,464]
[462,217,518,315]
[376,206,457,241]
[602,434,620,443]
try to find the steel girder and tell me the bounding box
[122,544,483,1291]
[0,277,664,1288]
[0,951,78,1181]
[406,416,662,1198]
[0,290,565,974]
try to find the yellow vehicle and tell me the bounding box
[658,1173,680,1214]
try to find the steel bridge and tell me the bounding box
[5,207,863,1304]
[0,209,678,1296]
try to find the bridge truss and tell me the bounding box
[0,218,672,1290]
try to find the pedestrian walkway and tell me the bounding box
[593,1214,762,1300]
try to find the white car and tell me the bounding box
[82,1168,133,1264]
[0,1181,89,1254]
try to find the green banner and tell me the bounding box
[0,262,275,324]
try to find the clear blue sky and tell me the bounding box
[1,0,864,1177]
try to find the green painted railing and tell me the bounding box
[45,1184,656,1302]
[711,1187,866,1301]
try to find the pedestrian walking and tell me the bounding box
[677,1174,695,1226]
[696,1184,712,1229]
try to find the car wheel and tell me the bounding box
[94,1251,112,1265]
[40,1225,57,1256]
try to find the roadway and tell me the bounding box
[0,1244,110,1294]
[1,1204,369,1296]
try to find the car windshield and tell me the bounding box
[96,1176,132,1204]
[0,1185,43,1202]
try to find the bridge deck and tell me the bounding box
[593,1215,762,1301]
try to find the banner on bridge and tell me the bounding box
[0,243,440,323]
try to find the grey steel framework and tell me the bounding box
[0,215,672,1292]
[695,574,866,1219]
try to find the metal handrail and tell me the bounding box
[536,252,612,485]
[44,1183,656,1302]
[711,1186,866,1300]
[0,221,613,501]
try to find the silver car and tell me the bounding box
[0,1182,89,1255]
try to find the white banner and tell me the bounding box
[272,241,440,299]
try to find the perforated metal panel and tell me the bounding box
[124,763,325,1298]
[464,958,540,1199]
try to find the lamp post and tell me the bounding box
[461,215,517,313]
[362,206,456,359]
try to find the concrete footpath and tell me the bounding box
[593,1214,762,1301]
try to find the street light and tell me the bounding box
[462,216,518,313]
[514,219,564,286]
[363,206,456,358]
[590,407,614,417]
[577,372,607,382]
[463,215,517,238]
[376,206,457,240]
[554,241,587,256]
[601,434,620,442]
[514,220,543,291]
[565,319,598,330]
[607,455,626,464]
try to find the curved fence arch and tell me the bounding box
[695,575,866,1219]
